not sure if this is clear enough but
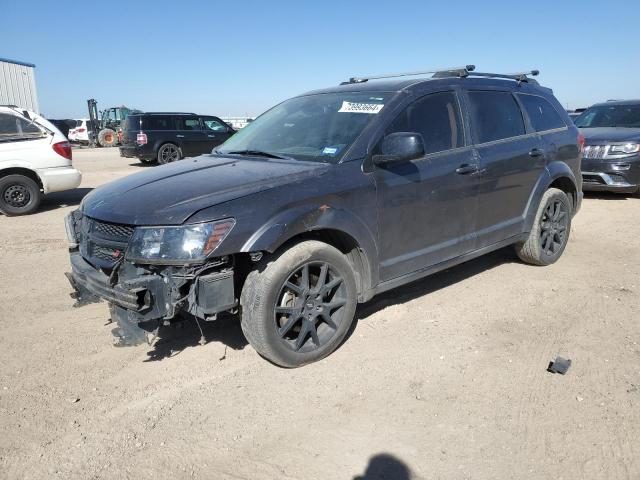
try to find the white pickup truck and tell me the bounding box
[0,105,81,215]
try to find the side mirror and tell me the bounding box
[372,132,425,165]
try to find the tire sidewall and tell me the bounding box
[242,241,357,367]
[0,175,41,216]
[533,189,572,265]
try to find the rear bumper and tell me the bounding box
[119,144,154,160]
[37,166,82,194]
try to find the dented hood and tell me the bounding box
[81,154,328,225]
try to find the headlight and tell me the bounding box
[126,219,235,264]
[609,143,640,154]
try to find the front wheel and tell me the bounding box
[515,188,572,266]
[240,240,358,367]
[0,174,42,216]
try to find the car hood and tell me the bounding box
[579,127,640,144]
[82,155,329,225]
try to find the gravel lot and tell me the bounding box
[1,147,639,480]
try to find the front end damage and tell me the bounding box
[65,211,238,345]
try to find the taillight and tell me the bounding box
[78,128,86,133]
[137,132,148,145]
[52,141,72,160]
[578,133,585,154]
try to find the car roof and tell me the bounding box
[591,99,640,107]
[135,112,198,116]
[301,75,552,96]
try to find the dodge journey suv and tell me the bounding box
[66,66,582,367]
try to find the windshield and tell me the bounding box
[575,104,640,128]
[216,92,392,163]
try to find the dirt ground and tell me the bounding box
[1,147,639,480]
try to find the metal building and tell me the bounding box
[0,57,39,112]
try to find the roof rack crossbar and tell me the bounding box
[342,65,476,84]
[468,70,540,83]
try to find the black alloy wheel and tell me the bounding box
[539,199,569,256]
[274,262,347,353]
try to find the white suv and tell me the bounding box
[68,118,90,144]
[0,106,82,215]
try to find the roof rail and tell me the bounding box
[459,69,540,84]
[341,65,476,85]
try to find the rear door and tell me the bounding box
[200,116,233,152]
[464,89,543,246]
[175,116,208,157]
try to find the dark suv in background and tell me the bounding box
[575,100,640,195]
[120,112,235,164]
[67,66,582,367]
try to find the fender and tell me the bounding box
[0,161,43,184]
[241,203,379,294]
[523,161,578,232]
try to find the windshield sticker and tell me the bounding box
[321,146,341,156]
[338,101,384,114]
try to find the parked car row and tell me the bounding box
[64,66,589,367]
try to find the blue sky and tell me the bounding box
[2,0,639,118]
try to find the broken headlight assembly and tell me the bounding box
[126,219,235,264]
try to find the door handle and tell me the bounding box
[455,164,479,175]
[529,148,544,158]
[207,135,216,138]
[176,134,185,138]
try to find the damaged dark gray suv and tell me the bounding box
[65,66,583,367]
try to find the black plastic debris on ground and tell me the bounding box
[547,356,572,375]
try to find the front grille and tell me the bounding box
[80,216,133,268]
[583,145,608,159]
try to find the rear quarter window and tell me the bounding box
[467,91,526,144]
[0,113,43,141]
[518,94,566,132]
[143,116,174,130]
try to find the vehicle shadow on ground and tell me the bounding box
[144,312,247,362]
[583,191,636,201]
[354,246,516,324]
[353,453,412,479]
[129,161,155,168]
[39,187,93,212]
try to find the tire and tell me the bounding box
[240,240,358,368]
[97,129,117,147]
[0,174,42,216]
[515,188,571,266]
[157,143,181,164]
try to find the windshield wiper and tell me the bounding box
[225,150,290,160]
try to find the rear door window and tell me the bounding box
[0,113,43,141]
[176,116,201,131]
[467,91,526,144]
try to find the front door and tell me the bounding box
[201,116,233,152]
[374,90,481,282]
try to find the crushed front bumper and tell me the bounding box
[66,252,237,345]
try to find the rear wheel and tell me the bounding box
[515,188,571,266]
[97,128,117,147]
[157,143,181,164]
[0,174,42,216]
[240,240,357,367]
